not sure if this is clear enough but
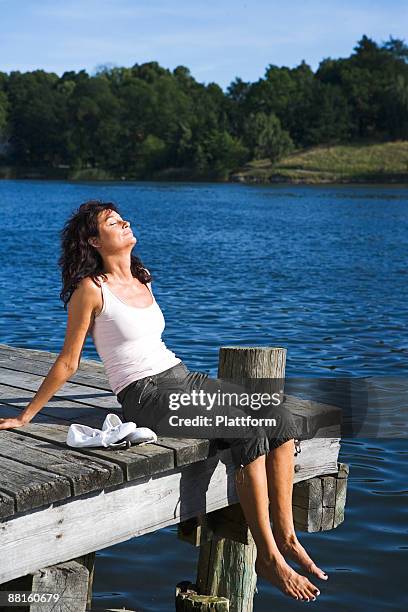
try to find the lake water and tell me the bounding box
[0,180,407,610]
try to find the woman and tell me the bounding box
[0,200,327,602]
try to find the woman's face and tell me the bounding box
[90,209,137,253]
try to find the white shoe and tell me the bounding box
[100,413,137,446]
[66,413,157,449]
[126,426,158,445]
[102,414,157,445]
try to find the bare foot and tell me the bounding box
[255,554,321,601]
[274,532,328,581]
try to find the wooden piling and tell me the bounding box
[195,347,287,612]
[0,552,95,611]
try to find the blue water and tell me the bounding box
[0,180,407,610]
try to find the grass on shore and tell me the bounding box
[2,141,408,183]
[231,141,408,184]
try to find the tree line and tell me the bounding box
[0,35,407,179]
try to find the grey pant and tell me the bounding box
[117,362,297,469]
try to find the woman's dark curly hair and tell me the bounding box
[58,199,151,309]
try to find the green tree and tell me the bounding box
[6,70,66,165]
[206,130,248,177]
[66,72,122,169]
[382,36,408,62]
[129,134,168,177]
[302,82,352,145]
[243,112,293,162]
[0,90,9,139]
[382,74,408,139]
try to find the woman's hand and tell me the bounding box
[0,415,30,430]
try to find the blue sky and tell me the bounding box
[0,0,406,90]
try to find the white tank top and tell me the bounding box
[90,275,181,396]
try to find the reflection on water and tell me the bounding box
[0,180,407,610]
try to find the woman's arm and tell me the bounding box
[0,278,100,429]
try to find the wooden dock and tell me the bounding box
[0,343,348,611]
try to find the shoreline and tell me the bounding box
[230,173,408,185]
[2,141,408,185]
[1,171,408,185]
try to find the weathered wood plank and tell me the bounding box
[0,383,118,428]
[0,402,70,425]
[293,427,340,476]
[0,351,111,390]
[1,409,215,474]
[291,478,323,510]
[284,394,342,438]
[322,474,336,508]
[1,393,340,479]
[0,455,71,513]
[155,437,213,466]
[0,344,105,372]
[0,430,123,495]
[2,409,340,484]
[334,463,349,527]
[0,490,15,520]
[10,422,175,481]
[0,367,120,410]
[0,378,341,452]
[321,506,335,531]
[292,504,322,532]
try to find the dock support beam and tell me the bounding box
[0,552,95,611]
[292,462,349,531]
